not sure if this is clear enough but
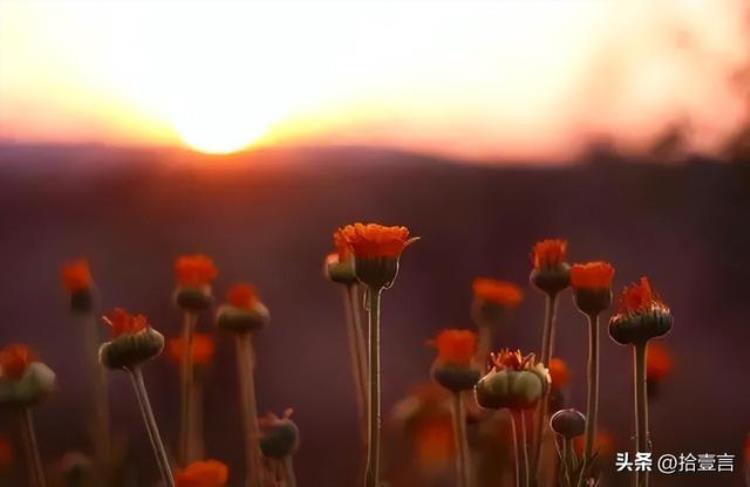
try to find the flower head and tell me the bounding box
[167,333,216,366]
[570,262,615,291]
[175,255,218,287]
[103,308,148,337]
[548,358,570,389]
[609,277,673,345]
[61,258,93,293]
[472,278,523,308]
[174,460,229,487]
[333,228,353,260]
[338,223,413,259]
[226,283,258,310]
[531,239,567,270]
[0,344,35,380]
[430,330,477,367]
[415,416,454,473]
[475,349,550,410]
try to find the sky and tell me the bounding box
[0,0,749,160]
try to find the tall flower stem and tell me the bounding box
[343,284,368,443]
[190,377,205,460]
[533,292,558,479]
[80,314,111,479]
[634,342,649,487]
[364,287,382,487]
[236,332,264,487]
[451,391,471,487]
[20,407,46,487]
[128,367,174,487]
[520,411,530,487]
[179,311,198,465]
[578,313,600,487]
[283,456,297,487]
[510,411,521,487]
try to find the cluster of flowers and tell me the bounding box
[324,226,677,487]
[0,256,298,487]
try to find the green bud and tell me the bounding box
[260,419,299,459]
[324,255,357,285]
[99,328,164,370]
[432,363,481,393]
[174,285,213,312]
[474,368,545,410]
[0,362,56,407]
[549,408,586,439]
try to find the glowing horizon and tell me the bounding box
[1,0,748,160]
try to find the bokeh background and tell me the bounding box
[0,144,748,486]
[2,0,750,485]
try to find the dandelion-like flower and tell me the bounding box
[174,459,229,487]
[174,254,218,311]
[338,223,416,289]
[609,277,673,345]
[216,283,270,333]
[530,239,570,294]
[570,261,615,315]
[471,278,523,326]
[99,308,164,370]
[430,330,480,393]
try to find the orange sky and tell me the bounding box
[0,0,748,160]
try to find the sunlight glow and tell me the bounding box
[0,0,747,158]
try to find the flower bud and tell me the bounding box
[99,328,165,370]
[609,277,673,345]
[99,309,164,370]
[432,364,481,393]
[549,408,586,439]
[530,239,570,295]
[259,410,300,459]
[173,255,218,312]
[474,350,549,411]
[216,284,270,333]
[570,262,615,316]
[0,362,56,407]
[323,253,357,285]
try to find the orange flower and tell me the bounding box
[570,261,615,290]
[646,342,673,382]
[338,223,413,259]
[61,258,93,292]
[103,308,148,337]
[472,278,523,308]
[430,329,477,366]
[167,333,216,366]
[175,255,218,287]
[0,435,12,469]
[415,416,454,471]
[174,460,229,487]
[548,358,570,389]
[226,283,258,309]
[574,430,615,457]
[332,228,352,260]
[618,277,664,314]
[531,239,567,269]
[0,344,35,380]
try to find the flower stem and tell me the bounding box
[20,407,46,487]
[533,292,558,481]
[520,411,530,487]
[179,311,198,466]
[364,287,382,487]
[510,411,520,487]
[564,438,577,487]
[236,332,264,487]
[634,342,649,487]
[343,284,368,444]
[81,313,111,480]
[128,367,174,487]
[451,391,471,487]
[283,456,297,487]
[578,313,600,487]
